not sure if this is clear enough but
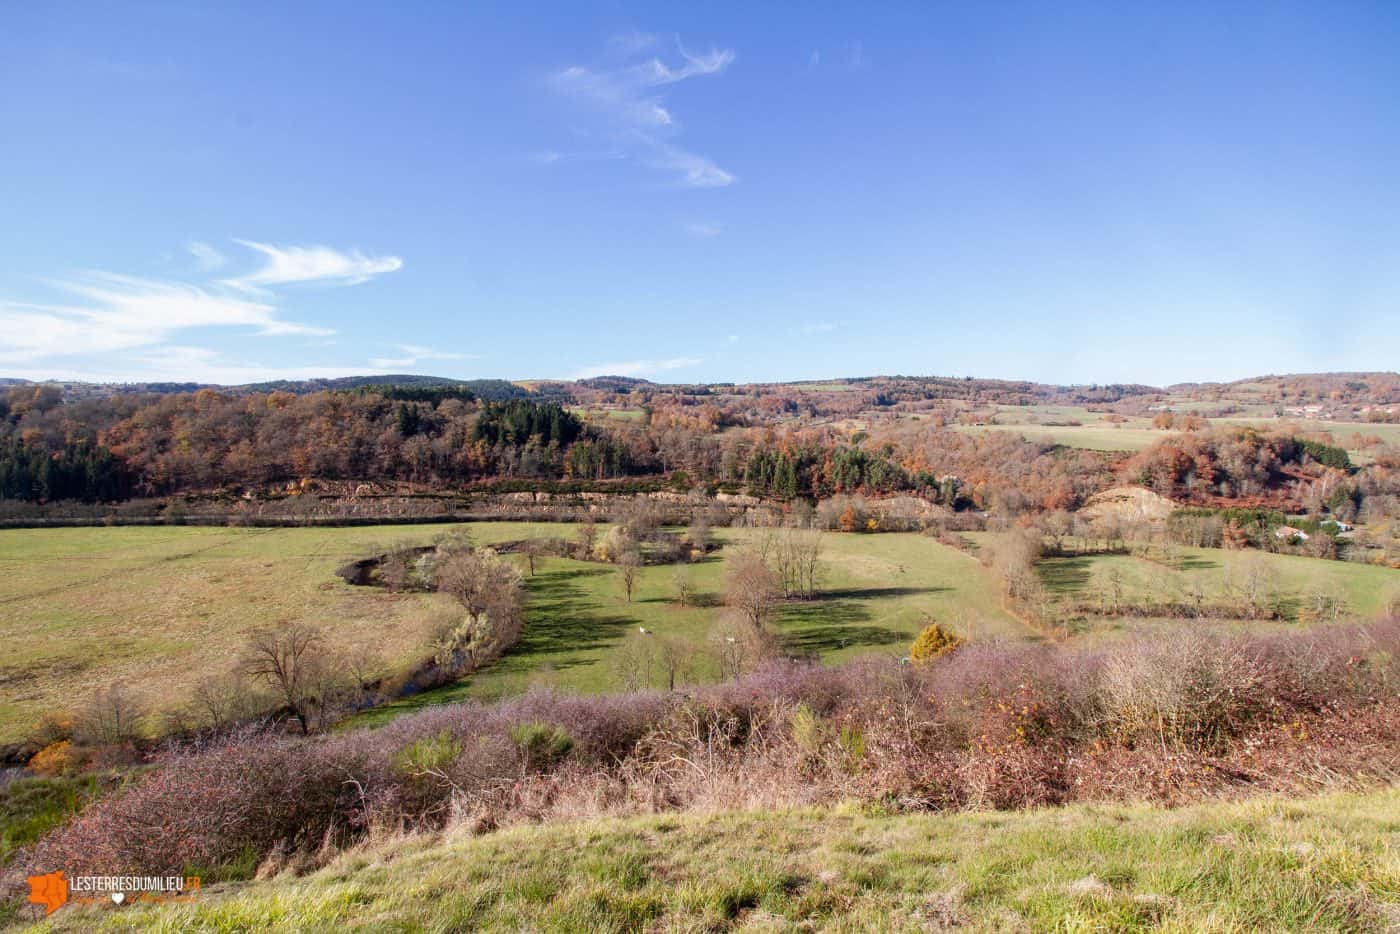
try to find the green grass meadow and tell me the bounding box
[949,403,1400,459]
[352,527,1026,725]
[1033,544,1399,636]
[0,524,1021,741]
[2,521,1390,739]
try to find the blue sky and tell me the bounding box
[2,2,1398,386]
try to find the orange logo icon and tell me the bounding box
[27,870,69,915]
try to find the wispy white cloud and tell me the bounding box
[683,220,722,238]
[222,240,403,290]
[0,272,334,366]
[369,343,477,371]
[608,30,658,55]
[0,235,413,374]
[2,344,380,385]
[644,140,734,188]
[0,238,419,382]
[186,241,227,270]
[528,147,625,166]
[633,42,734,86]
[799,322,839,335]
[572,356,702,379]
[549,35,735,187]
[555,64,679,128]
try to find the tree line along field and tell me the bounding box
[29,787,1400,931]
[0,523,1023,744]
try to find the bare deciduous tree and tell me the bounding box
[781,528,823,599]
[708,615,770,681]
[686,515,712,558]
[1092,565,1124,615]
[241,622,326,734]
[521,533,547,577]
[1043,510,1073,554]
[656,635,691,691]
[574,518,597,560]
[672,567,695,607]
[379,542,417,592]
[191,671,248,731]
[725,551,781,633]
[344,648,385,710]
[1228,556,1279,619]
[432,547,525,673]
[612,632,655,692]
[74,684,145,746]
[618,549,642,603]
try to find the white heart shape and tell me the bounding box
[111,892,125,904]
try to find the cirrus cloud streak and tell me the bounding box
[548,35,736,189]
[223,240,403,290]
[0,240,403,376]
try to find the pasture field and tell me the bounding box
[351,527,1026,725]
[0,524,1020,742]
[954,421,1162,452]
[573,406,648,422]
[1033,544,1399,634]
[951,405,1166,452]
[949,403,1400,458]
[30,787,1400,931]
[0,523,478,745]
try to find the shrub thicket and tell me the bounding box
[28,622,1400,879]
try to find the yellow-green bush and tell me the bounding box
[910,621,963,663]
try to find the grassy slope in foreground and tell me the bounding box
[28,788,1400,932]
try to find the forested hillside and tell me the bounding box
[2,378,1397,533]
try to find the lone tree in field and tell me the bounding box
[909,620,963,664]
[241,622,327,735]
[618,548,642,603]
[573,519,597,560]
[725,551,781,633]
[1228,556,1279,619]
[433,547,525,672]
[521,534,547,577]
[686,515,712,558]
[671,567,695,607]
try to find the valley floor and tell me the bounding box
[25,786,1400,931]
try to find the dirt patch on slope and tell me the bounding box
[1078,486,1178,522]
